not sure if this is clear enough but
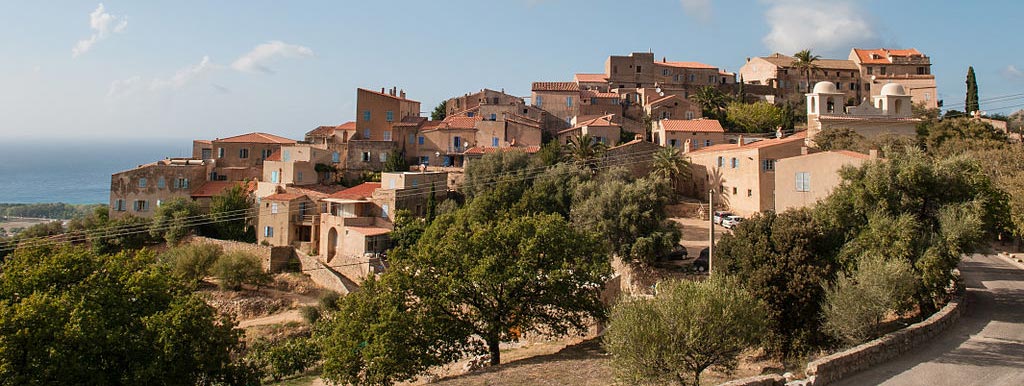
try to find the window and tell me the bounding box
[201,148,212,159]
[566,97,573,107]
[762,159,776,171]
[386,111,394,122]
[709,75,715,83]
[613,65,618,74]
[138,178,147,188]
[492,137,499,147]
[381,204,389,218]
[731,157,739,168]
[670,139,678,147]
[704,139,712,147]
[133,200,148,212]
[489,113,497,121]
[536,96,543,106]
[689,74,695,82]
[361,152,371,162]
[418,136,425,145]
[796,172,810,192]
[636,65,642,73]
[880,67,887,75]
[747,189,753,197]
[662,69,670,76]
[282,150,290,162]
[685,111,694,119]
[453,136,462,149]
[174,178,189,189]
[332,152,340,163]
[864,83,871,91]
[363,129,371,139]
[732,187,737,195]
[851,82,856,90]
[363,111,371,121]
[836,82,842,90]
[157,177,166,188]
[271,170,280,183]
[114,199,126,211]
[297,171,304,182]
[264,226,274,237]
[383,131,392,141]
[419,156,429,164]
[717,156,725,167]
[407,133,415,144]
[239,148,249,159]
[271,203,279,214]
[218,148,225,158]
[379,153,387,162]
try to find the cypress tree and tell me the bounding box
[966,66,979,114]
[737,75,745,102]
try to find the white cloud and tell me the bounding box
[680,0,712,22]
[1003,65,1023,80]
[72,3,128,58]
[231,41,314,74]
[150,56,217,90]
[761,0,879,56]
[108,75,142,97]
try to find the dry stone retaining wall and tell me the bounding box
[716,374,786,386]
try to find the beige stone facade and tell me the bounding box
[739,53,862,104]
[355,87,421,142]
[109,159,210,219]
[686,132,808,216]
[653,119,725,152]
[774,150,873,213]
[257,193,317,248]
[557,114,622,146]
[193,132,296,182]
[850,48,938,109]
[806,81,919,146]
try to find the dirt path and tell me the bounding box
[833,254,1024,386]
[239,309,304,329]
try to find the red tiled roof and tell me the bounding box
[290,185,348,200]
[660,119,724,133]
[852,48,924,64]
[580,90,619,99]
[393,116,428,127]
[647,94,688,107]
[441,115,482,129]
[759,53,859,70]
[463,145,541,155]
[215,132,296,144]
[328,182,381,200]
[532,82,580,92]
[687,131,808,155]
[576,114,619,128]
[191,180,257,198]
[265,150,282,161]
[347,226,391,237]
[657,61,717,69]
[358,88,420,103]
[264,193,306,201]
[337,121,357,130]
[574,73,607,83]
[817,115,920,122]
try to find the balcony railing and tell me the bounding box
[291,214,320,224]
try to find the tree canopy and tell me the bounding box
[726,101,786,133]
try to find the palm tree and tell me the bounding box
[564,133,607,170]
[792,49,821,93]
[651,146,692,194]
[690,86,728,120]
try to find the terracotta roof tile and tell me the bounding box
[441,115,482,129]
[264,193,306,201]
[328,182,381,200]
[289,185,348,199]
[215,132,296,144]
[347,226,391,236]
[574,73,608,83]
[191,180,257,198]
[852,48,925,64]
[758,53,859,70]
[660,119,724,133]
[532,82,579,92]
[266,150,282,161]
[834,150,872,160]
[687,131,808,155]
[581,90,619,99]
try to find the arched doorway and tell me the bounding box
[327,227,338,262]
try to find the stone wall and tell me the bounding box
[802,295,966,386]
[716,374,786,386]
[189,236,274,270]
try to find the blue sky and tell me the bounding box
[1,0,1022,142]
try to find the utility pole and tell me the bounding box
[709,189,714,274]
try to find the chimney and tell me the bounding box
[737,135,744,147]
[746,57,751,62]
[390,87,397,96]
[684,139,692,153]
[381,87,385,93]
[869,149,880,159]
[662,57,666,63]
[400,89,406,99]
[800,146,809,155]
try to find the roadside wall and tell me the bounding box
[802,295,966,386]
[189,236,276,270]
[716,374,786,386]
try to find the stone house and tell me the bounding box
[774,149,875,213]
[192,132,296,182]
[531,81,580,123]
[109,158,210,219]
[739,53,863,104]
[557,114,622,147]
[652,119,725,152]
[257,193,318,250]
[355,87,421,142]
[189,180,257,212]
[686,132,808,216]
[850,48,937,109]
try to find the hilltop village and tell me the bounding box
[109,48,938,285]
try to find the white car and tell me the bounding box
[721,215,744,229]
[713,211,733,225]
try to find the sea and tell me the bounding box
[0,139,193,205]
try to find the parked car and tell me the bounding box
[713,211,733,224]
[661,244,688,261]
[693,247,709,272]
[721,215,744,229]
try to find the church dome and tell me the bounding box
[812,81,838,94]
[880,83,907,96]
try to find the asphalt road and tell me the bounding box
[833,253,1024,386]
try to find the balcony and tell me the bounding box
[292,214,320,225]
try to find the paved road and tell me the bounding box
[834,254,1024,386]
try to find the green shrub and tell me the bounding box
[160,243,222,284]
[299,305,321,325]
[213,251,270,291]
[318,291,341,311]
[823,255,917,344]
[246,336,320,381]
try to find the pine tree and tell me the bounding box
[966,66,979,114]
